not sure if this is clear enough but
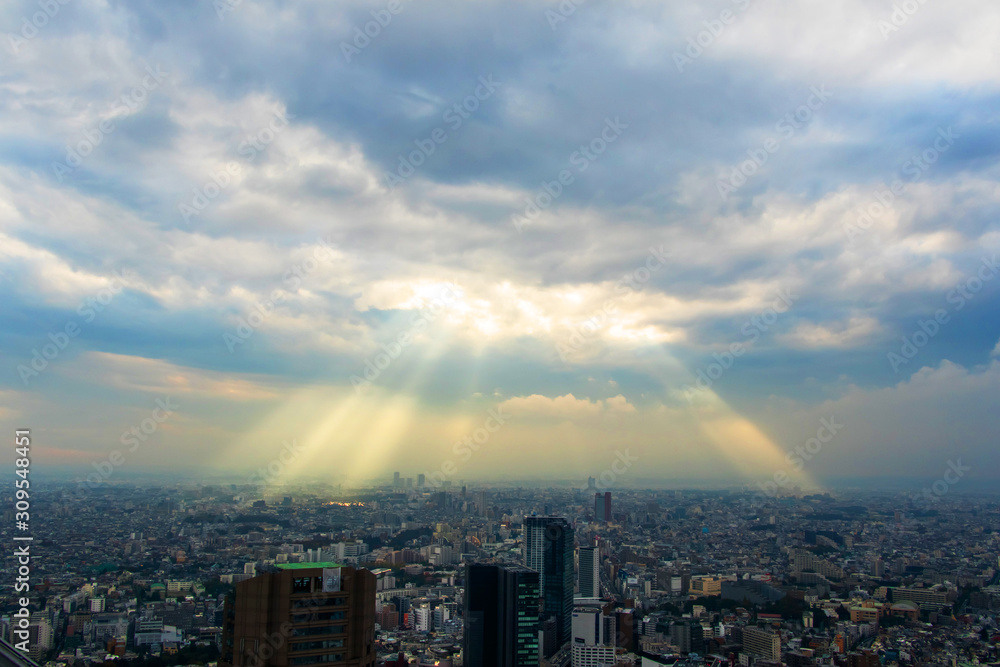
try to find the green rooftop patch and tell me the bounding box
[275,562,341,570]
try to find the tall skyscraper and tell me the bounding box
[393,472,401,489]
[464,563,540,667]
[578,546,600,598]
[220,563,375,667]
[523,516,574,655]
[594,492,611,522]
[417,473,425,487]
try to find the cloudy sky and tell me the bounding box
[2,0,999,491]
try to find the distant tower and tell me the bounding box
[478,490,488,517]
[417,473,425,487]
[587,476,597,490]
[595,492,611,522]
[393,472,401,489]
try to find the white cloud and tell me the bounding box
[781,315,884,349]
[498,393,635,418]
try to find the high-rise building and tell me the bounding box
[742,626,780,661]
[523,516,574,655]
[393,472,401,489]
[464,563,540,667]
[417,474,425,487]
[414,605,432,632]
[670,622,705,655]
[594,492,612,522]
[220,563,375,667]
[478,490,489,518]
[571,602,617,667]
[26,614,53,663]
[578,547,600,598]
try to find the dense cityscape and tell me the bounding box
[2,477,998,666]
[4,1,1000,666]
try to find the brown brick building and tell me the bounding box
[220,563,376,667]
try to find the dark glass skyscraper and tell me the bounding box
[594,492,612,522]
[578,546,599,598]
[523,516,574,655]
[464,563,540,667]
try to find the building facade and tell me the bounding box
[578,547,600,599]
[524,516,574,654]
[220,563,375,667]
[464,563,540,667]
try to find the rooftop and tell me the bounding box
[275,562,342,570]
